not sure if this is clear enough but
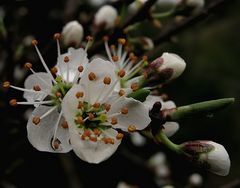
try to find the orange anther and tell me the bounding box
[103,76,111,85]
[118,38,126,45]
[90,137,97,142]
[88,72,96,81]
[61,121,69,129]
[121,107,128,114]
[9,99,17,106]
[116,133,124,140]
[93,128,102,136]
[118,69,126,78]
[51,67,58,74]
[78,101,84,109]
[31,39,38,46]
[53,33,61,40]
[93,102,100,108]
[75,116,84,125]
[83,129,92,137]
[111,117,118,125]
[3,81,10,88]
[128,125,136,132]
[88,113,94,120]
[112,55,119,62]
[78,65,84,72]
[64,56,70,63]
[118,89,125,96]
[131,83,139,91]
[75,91,84,99]
[104,103,111,111]
[32,116,41,125]
[33,85,41,91]
[24,62,32,70]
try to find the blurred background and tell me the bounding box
[0,0,240,187]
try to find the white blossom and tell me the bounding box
[62,58,151,163]
[62,20,84,47]
[94,5,118,29]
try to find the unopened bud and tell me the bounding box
[94,5,118,29]
[62,20,84,47]
[181,140,230,176]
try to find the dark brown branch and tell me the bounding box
[145,0,230,58]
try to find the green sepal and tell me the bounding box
[127,89,150,102]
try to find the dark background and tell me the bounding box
[0,0,240,187]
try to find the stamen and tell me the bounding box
[118,69,126,78]
[32,116,41,125]
[31,40,57,84]
[103,137,114,144]
[33,85,41,91]
[64,56,70,63]
[55,92,62,98]
[51,110,63,150]
[121,107,128,114]
[90,137,97,142]
[118,89,125,96]
[15,100,53,106]
[118,38,126,45]
[88,72,96,81]
[24,62,32,70]
[53,33,61,56]
[51,67,58,75]
[88,113,94,120]
[110,45,116,56]
[116,133,124,140]
[75,91,84,99]
[78,101,84,109]
[85,36,93,52]
[128,125,136,132]
[75,116,84,124]
[112,55,119,62]
[78,66,84,72]
[131,83,139,91]
[83,129,92,137]
[93,102,100,108]
[7,84,44,94]
[103,76,111,85]
[111,117,118,125]
[93,128,101,136]
[104,103,111,111]
[3,81,10,88]
[40,106,57,120]
[9,99,17,106]
[104,37,113,62]
[61,120,69,129]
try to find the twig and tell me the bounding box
[146,0,230,58]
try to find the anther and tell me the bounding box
[118,69,126,78]
[128,125,136,132]
[55,92,62,98]
[24,62,33,70]
[103,36,109,41]
[103,76,111,85]
[93,128,101,136]
[88,72,96,81]
[131,83,139,91]
[78,101,84,109]
[64,56,70,63]
[88,113,94,120]
[116,133,124,140]
[33,85,41,91]
[75,91,84,99]
[90,137,97,142]
[86,35,93,41]
[104,103,111,111]
[93,102,100,108]
[110,45,116,50]
[118,38,126,45]
[3,81,10,88]
[121,107,128,114]
[61,121,69,129]
[32,116,41,125]
[51,67,58,74]
[112,55,119,62]
[78,65,84,72]
[83,129,91,137]
[52,139,61,150]
[9,99,17,106]
[111,117,118,125]
[31,39,38,46]
[142,55,148,61]
[118,89,125,96]
[103,137,114,144]
[75,116,84,124]
[53,33,61,40]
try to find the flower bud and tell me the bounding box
[152,52,186,81]
[140,37,154,51]
[181,140,230,176]
[94,5,118,29]
[62,20,84,47]
[186,0,204,8]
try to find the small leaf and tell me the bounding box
[127,89,150,102]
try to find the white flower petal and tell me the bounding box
[162,100,176,110]
[69,126,121,163]
[162,122,179,137]
[56,47,88,82]
[23,72,52,103]
[80,58,117,104]
[27,105,72,153]
[144,95,163,110]
[107,96,151,131]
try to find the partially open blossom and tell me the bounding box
[181,140,230,176]
[152,52,186,82]
[94,5,118,29]
[62,20,84,47]
[188,173,203,187]
[144,95,179,137]
[130,132,147,147]
[62,58,151,163]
